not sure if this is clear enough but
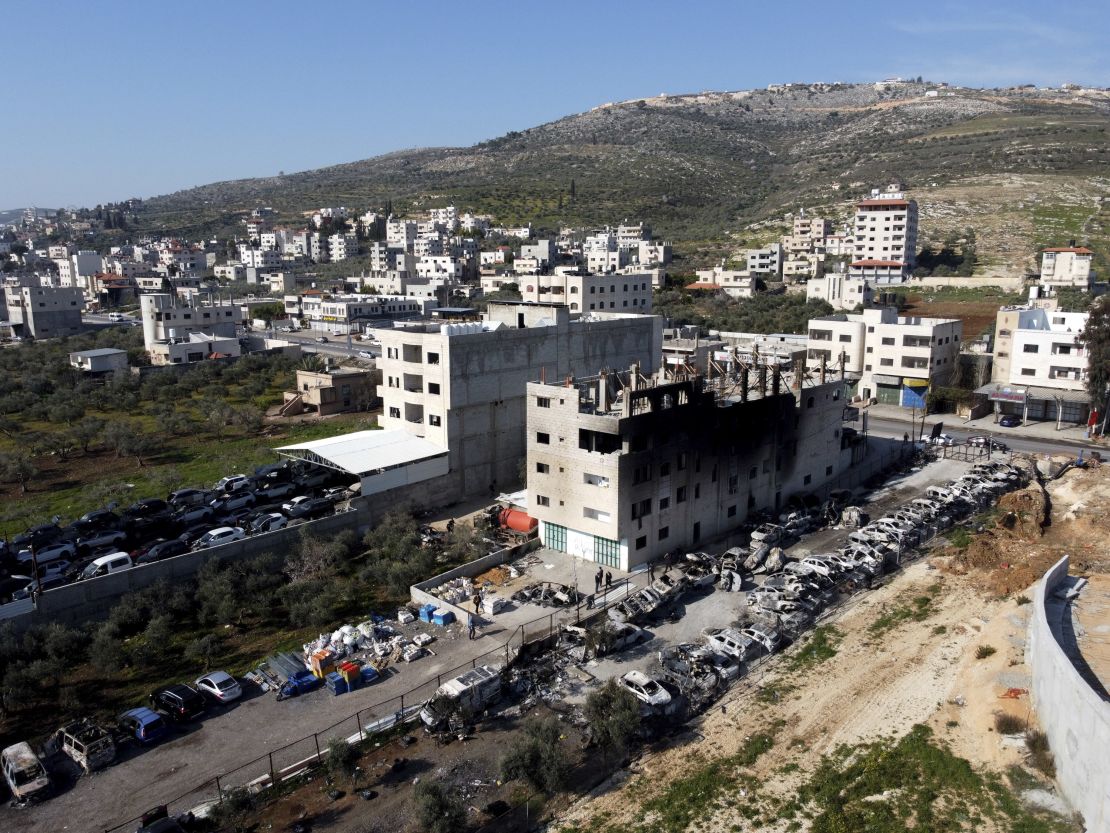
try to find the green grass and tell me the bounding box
[788,626,842,672]
[868,583,943,637]
[799,724,1077,833]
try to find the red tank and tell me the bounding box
[499,508,537,532]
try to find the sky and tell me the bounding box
[2,0,1106,209]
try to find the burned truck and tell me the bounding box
[419,665,503,732]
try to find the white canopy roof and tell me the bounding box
[275,430,447,476]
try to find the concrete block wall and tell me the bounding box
[1028,555,1110,833]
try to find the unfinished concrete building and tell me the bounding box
[376,301,664,502]
[526,357,860,570]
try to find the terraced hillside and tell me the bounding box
[134,82,1110,267]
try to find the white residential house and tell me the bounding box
[1039,247,1094,291]
[519,271,653,312]
[806,307,961,406]
[694,265,756,299]
[806,270,872,311]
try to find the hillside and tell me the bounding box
[134,82,1110,269]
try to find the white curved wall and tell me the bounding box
[1028,555,1110,833]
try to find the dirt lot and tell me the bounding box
[550,462,1110,833]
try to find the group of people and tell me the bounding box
[594,567,613,594]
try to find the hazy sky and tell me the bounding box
[2,0,1106,208]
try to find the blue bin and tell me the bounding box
[418,603,436,622]
[325,671,348,695]
[432,609,456,626]
[360,666,379,685]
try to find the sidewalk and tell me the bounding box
[860,402,1102,446]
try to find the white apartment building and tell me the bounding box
[850,183,918,284]
[518,271,653,312]
[806,270,872,311]
[259,232,279,251]
[289,293,435,332]
[526,368,856,570]
[480,250,508,266]
[413,236,446,258]
[521,239,556,267]
[1039,247,1093,291]
[806,307,961,406]
[214,264,246,282]
[375,302,663,502]
[587,249,630,274]
[139,294,241,358]
[635,240,672,267]
[428,206,458,230]
[984,304,1090,425]
[328,233,359,262]
[386,217,418,249]
[460,213,490,233]
[238,246,283,269]
[415,256,462,279]
[746,243,784,279]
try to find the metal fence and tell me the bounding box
[100,604,580,833]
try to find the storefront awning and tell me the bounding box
[975,383,1090,404]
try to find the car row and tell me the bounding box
[1,461,355,603]
[2,670,243,806]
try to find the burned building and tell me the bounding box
[526,356,861,570]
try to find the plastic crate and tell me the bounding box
[432,609,456,626]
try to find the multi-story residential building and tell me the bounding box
[460,213,490,233]
[328,233,359,262]
[139,293,241,357]
[386,217,418,249]
[428,206,458,230]
[849,183,918,284]
[1039,246,1094,291]
[526,366,856,570]
[284,366,377,416]
[214,264,247,282]
[984,301,1090,425]
[375,301,663,501]
[4,285,84,338]
[806,307,961,406]
[806,270,872,311]
[289,293,434,332]
[694,265,756,299]
[518,271,653,312]
[746,243,784,279]
[587,249,630,274]
[616,221,651,247]
[413,236,446,258]
[239,246,283,269]
[635,240,672,267]
[521,239,556,268]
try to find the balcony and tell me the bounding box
[808,329,833,341]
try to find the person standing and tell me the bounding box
[468,615,477,640]
[595,568,603,593]
[605,571,612,590]
[650,562,656,581]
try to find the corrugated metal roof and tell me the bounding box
[275,429,447,476]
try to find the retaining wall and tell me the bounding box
[410,537,540,620]
[1028,555,1110,833]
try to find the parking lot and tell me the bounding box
[4,450,1026,832]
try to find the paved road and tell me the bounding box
[861,414,1096,457]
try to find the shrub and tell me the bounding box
[1015,594,1031,605]
[500,716,570,793]
[975,644,997,660]
[584,679,640,761]
[1025,730,1056,778]
[325,737,359,782]
[413,781,466,833]
[994,713,1027,734]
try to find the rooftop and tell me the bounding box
[275,429,447,476]
[70,348,128,358]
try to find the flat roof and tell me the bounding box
[275,429,447,476]
[70,348,127,358]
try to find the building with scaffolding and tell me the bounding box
[525,354,861,570]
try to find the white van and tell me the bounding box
[78,552,133,581]
[2,742,50,804]
[107,312,128,322]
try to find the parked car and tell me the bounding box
[286,497,335,521]
[178,524,221,548]
[209,492,255,514]
[703,627,759,662]
[11,575,68,600]
[966,435,1008,452]
[618,670,671,708]
[253,482,297,502]
[78,552,133,580]
[998,415,1022,428]
[15,540,76,565]
[315,336,329,343]
[124,498,170,518]
[149,685,206,722]
[2,741,51,804]
[190,527,246,551]
[11,524,64,551]
[282,495,311,514]
[194,671,242,704]
[214,474,251,494]
[78,509,122,529]
[55,719,116,774]
[172,504,215,526]
[247,512,287,534]
[117,707,169,746]
[357,350,374,360]
[74,527,128,555]
[167,488,212,508]
[133,538,189,565]
[740,624,782,654]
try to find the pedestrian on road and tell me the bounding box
[664,550,673,569]
[468,615,477,640]
[472,592,481,614]
[595,568,603,593]
[605,571,612,590]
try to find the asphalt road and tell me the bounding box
[861,414,1096,457]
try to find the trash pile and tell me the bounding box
[430,576,475,606]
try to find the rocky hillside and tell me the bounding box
[135,82,1110,267]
